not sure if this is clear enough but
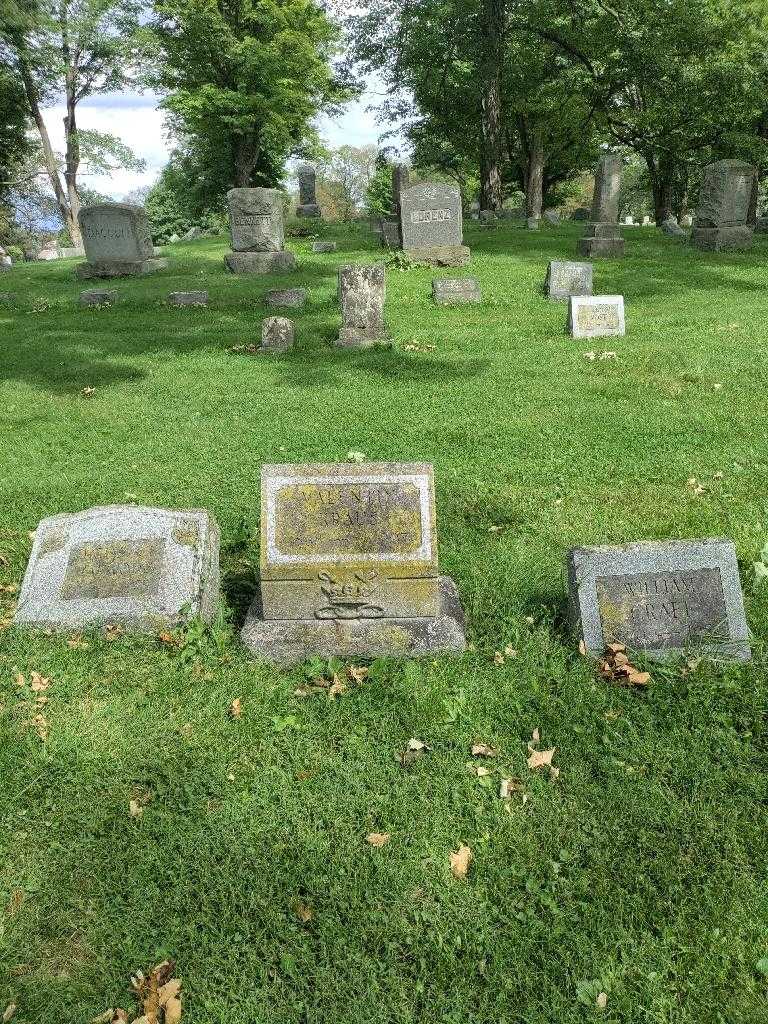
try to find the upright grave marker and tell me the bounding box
[261,317,295,353]
[241,463,467,664]
[568,295,625,338]
[545,261,593,302]
[15,506,220,631]
[224,188,297,274]
[296,165,322,218]
[692,159,757,252]
[567,539,750,660]
[400,183,470,267]
[76,203,168,279]
[577,154,625,258]
[337,264,387,348]
[392,163,410,219]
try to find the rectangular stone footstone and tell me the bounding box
[432,278,481,305]
[261,317,294,352]
[168,291,208,306]
[568,295,625,338]
[76,203,168,279]
[266,288,306,308]
[14,505,220,632]
[241,463,467,666]
[79,289,117,307]
[545,261,593,301]
[312,241,337,253]
[567,539,751,661]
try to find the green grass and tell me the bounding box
[1,221,767,1023]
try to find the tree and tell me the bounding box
[148,0,351,200]
[316,144,379,221]
[1,0,144,245]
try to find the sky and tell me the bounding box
[40,83,393,201]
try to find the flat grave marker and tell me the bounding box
[432,278,481,305]
[568,295,625,338]
[545,261,593,302]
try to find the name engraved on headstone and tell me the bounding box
[411,209,453,224]
[60,538,166,601]
[578,303,619,331]
[595,568,728,649]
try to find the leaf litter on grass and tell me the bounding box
[93,960,182,1024]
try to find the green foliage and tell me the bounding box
[365,158,393,219]
[316,144,379,221]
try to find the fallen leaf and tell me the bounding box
[407,738,429,752]
[450,844,473,880]
[596,992,608,1010]
[348,665,369,684]
[472,765,491,777]
[165,998,182,1024]
[626,670,651,687]
[493,651,505,666]
[531,727,540,744]
[32,713,49,741]
[129,800,143,819]
[471,743,497,758]
[81,386,96,398]
[499,778,524,799]
[229,697,243,718]
[30,671,50,692]
[327,674,347,700]
[2,1005,16,1023]
[549,766,560,781]
[159,980,181,1008]
[366,832,390,848]
[527,747,556,770]
[295,903,314,923]
[346,450,366,463]
[503,644,517,657]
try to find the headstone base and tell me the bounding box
[691,226,754,252]
[335,326,389,349]
[296,204,322,218]
[577,237,625,258]
[224,251,297,274]
[76,258,168,280]
[241,575,466,666]
[404,245,471,268]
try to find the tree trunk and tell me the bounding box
[17,54,80,243]
[644,154,674,224]
[233,135,261,187]
[479,0,504,211]
[525,129,544,219]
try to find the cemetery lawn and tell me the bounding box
[2,222,768,1024]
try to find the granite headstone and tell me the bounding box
[432,278,481,305]
[400,183,470,267]
[337,264,387,348]
[568,295,625,338]
[692,160,757,252]
[296,165,322,218]
[577,155,625,258]
[545,261,593,302]
[76,203,168,279]
[224,188,297,274]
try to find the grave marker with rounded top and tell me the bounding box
[296,164,322,218]
[76,203,168,279]
[241,462,467,665]
[692,159,757,251]
[224,187,297,274]
[15,505,220,631]
[336,264,387,348]
[400,183,470,267]
[568,295,625,338]
[545,261,593,302]
[577,155,625,258]
[567,539,750,661]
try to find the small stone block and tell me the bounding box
[432,278,481,305]
[76,258,168,280]
[568,295,625,338]
[261,317,295,352]
[168,291,208,306]
[266,288,307,309]
[567,538,750,661]
[545,261,593,301]
[14,505,220,632]
[312,241,337,253]
[526,217,540,230]
[79,289,117,307]
[224,251,297,274]
[404,245,471,268]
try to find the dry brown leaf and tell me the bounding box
[499,778,523,799]
[473,765,491,777]
[158,981,181,1008]
[348,665,369,684]
[366,832,390,848]
[493,651,505,666]
[2,1005,16,1023]
[596,992,608,1010]
[129,800,143,819]
[295,903,314,923]
[450,844,473,880]
[549,766,561,781]
[471,743,497,758]
[32,713,49,742]
[626,670,651,687]
[531,727,540,744]
[30,671,50,692]
[527,747,556,771]
[229,697,243,718]
[164,996,182,1024]
[327,674,347,700]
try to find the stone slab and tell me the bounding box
[79,202,154,264]
[695,159,756,228]
[545,261,593,301]
[168,291,208,306]
[312,241,337,253]
[296,204,322,218]
[568,295,625,338]
[400,183,463,250]
[576,237,625,258]
[405,245,471,268]
[261,317,294,352]
[691,226,754,252]
[380,221,401,248]
[266,288,307,309]
[241,575,466,666]
[79,289,117,307]
[14,505,220,631]
[432,278,481,305]
[227,187,285,252]
[526,217,541,230]
[337,264,387,348]
[567,539,750,661]
[76,258,168,280]
[224,251,297,274]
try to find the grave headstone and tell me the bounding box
[567,538,750,661]
[76,203,167,279]
[261,317,295,353]
[526,217,541,230]
[79,289,117,307]
[543,210,561,225]
[182,226,202,241]
[296,164,322,218]
[266,288,307,309]
[240,462,467,665]
[168,291,208,306]
[400,183,470,267]
[59,246,85,259]
[224,188,297,274]
[337,264,387,348]
[432,278,482,305]
[545,261,593,302]
[692,159,757,251]
[577,154,625,258]
[392,164,410,219]
[169,233,181,243]
[478,210,496,225]
[570,207,591,221]
[15,505,220,631]
[380,221,402,249]
[642,216,652,227]
[568,295,625,338]
[680,214,693,228]
[660,218,686,237]
[313,241,337,253]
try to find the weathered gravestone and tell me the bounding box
[526,217,541,231]
[296,164,322,218]
[224,188,297,274]
[400,183,470,267]
[313,241,337,253]
[692,159,757,252]
[76,203,168,279]
[15,505,220,631]
[660,218,686,237]
[266,288,307,309]
[60,246,85,259]
[577,154,625,258]
[543,210,561,225]
[337,264,387,348]
[432,278,481,305]
[79,289,117,307]
[545,261,593,302]
[380,221,401,249]
[168,291,208,307]
[182,226,202,241]
[567,539,750,661]
[261,317,295,353]
[568,295,625,338]
[0,244,11,269]
[240,462,467,664]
